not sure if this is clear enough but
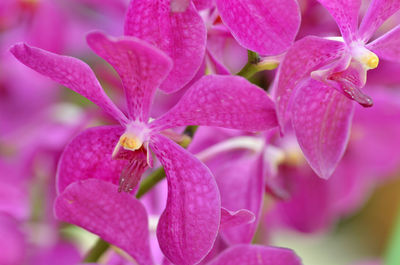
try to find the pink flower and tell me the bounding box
[274,0,400,179]
[55,179,302,265]
[11,31,277,264]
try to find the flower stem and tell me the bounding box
[136,167,166,199]
[83,238,110,263]
[385,204,400,265]
[237,50,260,79]
[237,50,279,79]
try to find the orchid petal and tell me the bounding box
[272,166,332,233]
[207,244,302,265]
[150,75,278,132]
[274,36,345,131]
[220,208,256,229]
[367,25,400,63]
[150,134,220,265]
[316,0,361,43]
[213,154,264,244]
[125,0,206,93]
[207,26,248,74]
[292,78,355,179]
[215,0,300,55]
[56,126,128,193]
[9,43,128,125]
[359,0,400,42]
[194,0,213,10]
[170,0,190,12]
[54,179,153,265]
[86,31,173,122]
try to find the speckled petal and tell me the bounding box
[316,0,361,43]
[56,126,127,193]
[367,25,400,63]
[54,179,153,265]
[193,0,213,10]
[9,43,128,125]
[220,208,255,229]
[215,0,300,55]
[150,75,278,132]
[207,244,302,265]
[150,134,220,265]
[292,78,355,179]
[273,36,345,132]
[170,0,190,12]
[86,32,173,122]
[359,0,400,42]
[125,0,206,93]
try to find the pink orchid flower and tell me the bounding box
[55,179,302,265]
[11,30,277,264]
[274,0,400,179]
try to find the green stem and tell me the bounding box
[83,238,110,263]
[237,50,260,79]
[385,204,400,265]
[135,167,166,199]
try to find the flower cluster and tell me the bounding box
[2,0,400,264]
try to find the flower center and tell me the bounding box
[350,44,379,70]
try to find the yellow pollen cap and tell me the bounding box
[119,134,142,151]
[366,53,379,69]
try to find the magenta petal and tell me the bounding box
[216,0,300,55]
[170,0,190,12]
[316,0,361,43]
[220,208,255,229]
[359,0,400,42]
[214,154,264,244]
[150,134,220,265]
[193,0,213,10]
[274,36,345,131]
[54,179,153,265]
[124,0,206,93]
[367,25,400,63]
[56,126,127,193]
[86,31,173,122]
[292,79,355,179]
[150,75,278,132]
[9,43,128,125]
[207,244,302,265]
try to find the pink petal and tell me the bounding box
[359,0,400,42]
[220,208,255,229]
[54,179,153,265]
[124,0,206,93]
[292,78,355,179]
[9,43,128,125]
[0,214,26,265]
[193,0,213,10]
[316,0,361,43]
[86,32,173,122]
[170,0,190,12]
[367,25,400,63]
[150,134,220,265]
[31,242,81,265]
[207,244,302,265]
[215,0,300,55]
[207,25,248,74]
[56,126,128,193]
[271,166,332,233]
[273,36,345,132]
[150,75,278,132]
[213,154,264,244]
